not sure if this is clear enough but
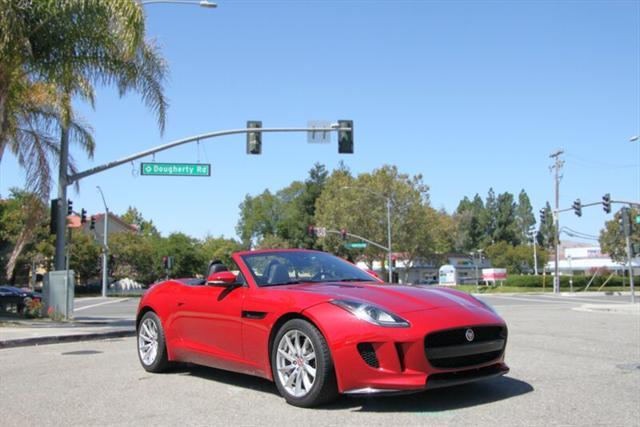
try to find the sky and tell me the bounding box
[2,0,639,244]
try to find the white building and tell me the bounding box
[545,242,639,275]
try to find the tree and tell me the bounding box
[453,194,484,252]
[315,164,436,277]
[109,232,156,284]
[200,235,243,267]
[494,192,519,245]
[121,207,160,238]
[235,164,329,249]
[516,190,536,244]
[481,188,498,246]
[0,188,52,282]
[156,233,206,279]
[68,229,101,285]
[484,242,548,274]
[599,207,639,264]
[1,1,168,199]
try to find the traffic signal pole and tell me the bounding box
[55,124,353,274]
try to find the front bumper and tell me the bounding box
[303,303,509,394]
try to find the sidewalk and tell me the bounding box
[0,318,135,349]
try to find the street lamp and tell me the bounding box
[96,186,109,298]
[631,136,639,200]
[341,186,393,283]
[140,1,217,7]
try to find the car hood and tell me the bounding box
[271,282,486,314]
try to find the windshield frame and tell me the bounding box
[237,250,379,288]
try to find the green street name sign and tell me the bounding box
[141,162,211,177]
[344,242,367,249]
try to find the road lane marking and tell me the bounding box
[535,295,629,305]
[74,298,130,312]
[482,295,582,305]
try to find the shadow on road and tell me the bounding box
[172,363,533,412]
[325,376,534,412]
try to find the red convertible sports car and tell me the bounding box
[136,249,509,407]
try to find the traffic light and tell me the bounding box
[340,228,348,240]
[246,120,262,154]
[307,225,316,237]
[621,208,631,237]
[50,199,59,235]
[572,199,582,217]
[67,199,73,215]
[602,193,611,214]
[337,120,353,154]
[89,215,96,230]
[539,208,546,225]
[80,209,87,224]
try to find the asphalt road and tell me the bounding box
[1,294,638,426]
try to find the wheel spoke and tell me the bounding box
[304,364,316,378]
[285,370,297,388]
[278,349,296,363]
[278,364,295,373]
[302,370,313,390]
[294,369,303,395]
[303,351,315,362]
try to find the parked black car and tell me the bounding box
[0,286,42,313]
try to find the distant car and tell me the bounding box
[136,249,509,407]
[0,286,42,313]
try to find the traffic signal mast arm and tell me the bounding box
[556,199,639,214]
[67,124,353,185]
[323,228,390,252]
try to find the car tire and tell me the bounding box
[137,311,170,373]
[271,318,338,407]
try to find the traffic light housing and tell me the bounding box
[572,199,582,217]
[89,215,96,230]
[80,209,87,224]
[337,120,353,154]
[50,199,59,235]
[340,228,348,240]
[67,199,73,215]
[602,193,611,214]
[539,208,546,225]
[246,120,262,154]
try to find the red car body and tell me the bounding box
[136,249,508,396]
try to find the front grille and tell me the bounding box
[357,343,380,368]
[424,326,507,369]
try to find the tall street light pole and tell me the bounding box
[631,136,639,200]
[549,150,564,293]
[341,186,393,283]
[53,0,216,272]
[96,186,109,298]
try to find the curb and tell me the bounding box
[470,291,635,297]
[0,329,135,349]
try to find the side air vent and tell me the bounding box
[357,343,380,368]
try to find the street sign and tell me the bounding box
[636,215,640,224]
[345,242,367,249]
[141,162,211,177]
[307,120,332,144]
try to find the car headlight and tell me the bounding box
[330,299,410,328]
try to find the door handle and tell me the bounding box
[177,302,185,307]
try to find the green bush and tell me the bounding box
[503,275,636,288]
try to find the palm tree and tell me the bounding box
[0,0,169,278]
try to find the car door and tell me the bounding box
[172,280,247,372]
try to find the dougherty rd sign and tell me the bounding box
[140,162,211,177]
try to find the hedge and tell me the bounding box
[502,275,637,288]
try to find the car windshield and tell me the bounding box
[240,251,377,287]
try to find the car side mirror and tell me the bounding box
[206,271,237,286]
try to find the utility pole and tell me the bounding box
[621,208,636,303]
[529,228,538,275]
[550,150,564,293]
